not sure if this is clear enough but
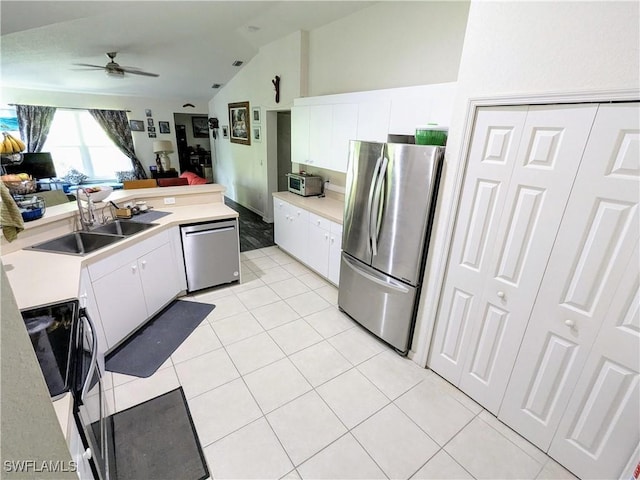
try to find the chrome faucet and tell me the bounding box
[76,188,97,230]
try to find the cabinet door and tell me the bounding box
[274,198,292,252]
[357,100,390,142]
[331,104,358,172]
[499,103,640,463]
[307,214,331,276]
[328,222,343,285]
[92,262,147,348]
[308,105,333,168]
[139,242,179,317]
[291,106,310,164]
[429,104,598,414]
[289,204,309,261]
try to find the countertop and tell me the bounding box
[2,198,237,310]
[272,191,344,224]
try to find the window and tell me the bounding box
[43,110,133,180]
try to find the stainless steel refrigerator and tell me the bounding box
[338,141,444,354]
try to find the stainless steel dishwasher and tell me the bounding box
[180,219,240,292]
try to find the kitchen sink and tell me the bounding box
[26,231,125,256]
[91,220,158,236]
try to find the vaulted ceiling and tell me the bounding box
[1,1,374,102]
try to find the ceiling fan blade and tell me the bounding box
[120,68,159,77]
[73,63,106,69]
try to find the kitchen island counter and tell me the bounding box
[2,185,237,310]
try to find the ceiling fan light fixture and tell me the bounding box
[106,69,124,78]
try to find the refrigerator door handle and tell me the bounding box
[369,156,388,257]
[343,254,409,293]
[366,154,384,255]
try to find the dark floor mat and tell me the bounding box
[112,387,208,480]
[105,300,215,378]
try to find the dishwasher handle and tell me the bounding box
[181,219,237,235]
[184,226,235,237]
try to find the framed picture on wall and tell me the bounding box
[253,126,262,143]
[158,121,170,134]
[252,106,261,124]
[192,116,209,138]
[228,102,250,145]
[129,120,144,131]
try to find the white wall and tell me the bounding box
[210,2,470,216]
[308,1,470,96]
[0,86,210,177]
[413,0,640,362]
[210,31,306,216]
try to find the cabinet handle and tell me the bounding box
[497,291,505,299]
[325,233,329,240]
[141,260,147,267]
[83,448,92,460]
[330,237,335,244]
[317,220,321,225]
[564,319,575,328]
[131,265,137,272]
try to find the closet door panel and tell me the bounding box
[499,103,640,454]
[429,106,527,383]
[547,246,639,480]
[458,104,599,413]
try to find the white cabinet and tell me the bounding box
[274,197,342,286]
[357,100,391,142]
[330,104,358,172]
[307,213,332,277]
[291,105,310,165]
[273,198,309,262]
[328,222,343,285]
[292,103,358,173]
[88,230,180,348]
[308,105,333,167]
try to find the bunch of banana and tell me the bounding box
[0,132,26,154]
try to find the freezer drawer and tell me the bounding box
[338,253,418,353]
[181,219,240,292]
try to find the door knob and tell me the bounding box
[497,291,505,299]
[564,319,575,328]
[141,260,147,268]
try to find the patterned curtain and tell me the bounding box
[15,104,57,153]
[89,109,148,179]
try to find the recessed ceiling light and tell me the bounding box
[211,83,222,89]
[232,60,244,67]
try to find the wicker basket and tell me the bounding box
[3,179,37,195]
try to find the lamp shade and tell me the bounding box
[153,140,173,153]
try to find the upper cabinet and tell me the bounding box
[292,103,357,173]
[292,83,456,173]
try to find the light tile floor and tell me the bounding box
[104,246,579,480]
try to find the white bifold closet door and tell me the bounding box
[428,104,598,414]
[499,103,639,479]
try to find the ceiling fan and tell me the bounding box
[74,52,159,78]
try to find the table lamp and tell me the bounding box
[153,140,174,171]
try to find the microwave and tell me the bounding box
[287,173,323,196]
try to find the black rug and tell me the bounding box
[105,300,215,378]
[112,387,209,480]
[224,196,275,252]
